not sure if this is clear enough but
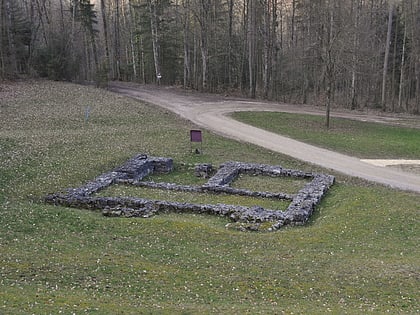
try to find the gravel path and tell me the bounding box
[108,82,420,193]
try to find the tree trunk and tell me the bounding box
[199,0,210,90]
[262,0,270,99]
[139,23,146,83]
[228,0,233,87]
[183,0,191,88]
[100,0,110,77]
[36,0,50,45]
[291,0,295,45]
[193,31,198,88]
[200,36,208,90]
[149,0,161,84]
[350,0,360,110]
[59,0,65,35]
[0,0,5,77]
[90,32,99,81]
[398,14,407,111]
[4,0,18,76]
[248,0,257,98]
[270,0,278,97]
[381,1,393,111]
[114,0,121,80]
[325,1,334,129]
[126,0,137,80]
[239,0,247,92]
[83,31,91,80]
[414,1,420,113]
[391,12,398,111]
[71,0,76,44]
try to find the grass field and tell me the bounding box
[1,81,419,314]
[232,111,420,159]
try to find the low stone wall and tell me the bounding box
[44,154,335,231]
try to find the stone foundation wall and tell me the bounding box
[45,154,334,231]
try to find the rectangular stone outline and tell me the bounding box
[44,154,335,231]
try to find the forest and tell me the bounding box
[1,0,420,113]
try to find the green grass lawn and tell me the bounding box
[96,184,292,211]
[0,81,419,314]
[232,111,420,159]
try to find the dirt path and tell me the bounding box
[108,82,420,193]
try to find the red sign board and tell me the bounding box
[190,130,202,142]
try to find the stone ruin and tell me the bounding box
[44,154,335,231]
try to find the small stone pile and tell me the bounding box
[44,154,335,231]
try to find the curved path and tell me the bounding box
[108,82,420,193]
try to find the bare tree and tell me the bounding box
[227,0,234,87]
[248,0,257,98]
[182,0,191,88]
[398,3,407,111]
[0,0,4,76]
[262,0,271,99]
[3,0,19,76]
[325,0,335,128]
[350,0,361,110]
[198,0,210,90]
[381,0,393,111]
[114,0,122,79]
[148,0,161,84]
[414,0,420,113]
[100,0,110,76]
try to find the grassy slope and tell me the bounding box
[0,81,419,314]
[232,111,420,159]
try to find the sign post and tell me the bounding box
[85,105,91,123]
[190,130,203,154]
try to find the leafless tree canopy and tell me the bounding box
[1,0,419,113]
